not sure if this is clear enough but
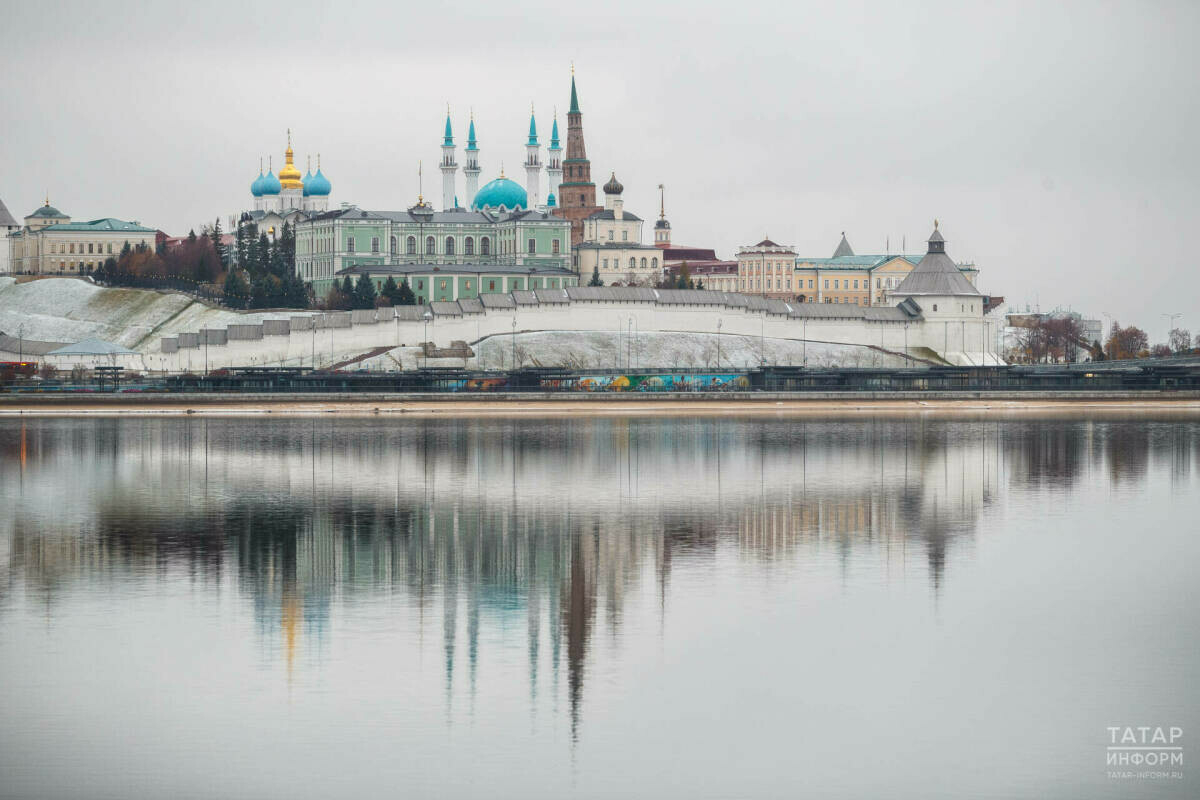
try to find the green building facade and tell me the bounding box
[333,263,578,304]
[296,200,573,295]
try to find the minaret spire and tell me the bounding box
[546,107,563,207]
[464,109,481,208]
[525,104,541,209]
[440,107,458,210]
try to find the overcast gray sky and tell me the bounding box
[2,0,1197,341]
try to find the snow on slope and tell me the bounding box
[351,330,914,371]
[0,277,307,350]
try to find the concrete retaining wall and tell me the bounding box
[131,290,1007,373]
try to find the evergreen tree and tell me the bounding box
[278,222,295,274]
[396,278,416,305]
[381,276,399,304]
[187,229,197,246]
[353,273,378,310]
[588,265,602,286]
[282,276,312,309]
[223,270,249,308]
[256,233,271,278]
[97,257,118,284]
[249,278,269,309]
[696,279,704,290]
[211,218,226,268]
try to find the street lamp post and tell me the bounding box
[716,318,722,368]
[628,316,638,371]
[423,310,433,369]
[511,317,516,371]
[1163,312,1183,352]
[760,312,766,367]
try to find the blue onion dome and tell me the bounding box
[546,192,557,208]
[307,167,332,197]
[301,168,313,196]
[251,170,265,197]
[260,169,282,195]
[472,175,527,211]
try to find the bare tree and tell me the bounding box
[1168,327,1191,353]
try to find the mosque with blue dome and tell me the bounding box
[293,101,576,298]
[240,130,332,239]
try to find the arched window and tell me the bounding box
[481,237,490,256]
[464,237,474,255]
[406,236,416,255]
[425,236,435,255]
[629,257,636,269]
[651,257,658,269]
[390,236,397,254]
[641,258,647,268]
[445,236,455,255]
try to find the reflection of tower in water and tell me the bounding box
[5,416,1175,741]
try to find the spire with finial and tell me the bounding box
[418,160,423,204]
[569,66,580,114]
[658,183,666,219]
[527,103,538,146]
[499,161,505,179]
[443,105,454,146]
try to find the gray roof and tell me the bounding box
[479,293,516,309]
[585,209,643,222]
[0,197,17,227]
[46,337,138,356]
[533,288,570,304]
[365,207,563,225]
[0,333,68,356]
[511,290,539,305]
[655,289,727,305]
[565,286,657,302]
[458,297,485,314]
[336,262,575,277]
[392,306,429,321]
[832,233,855,258]
[891,250,979,296]
[575,242,660,252]
[430,301,463,317]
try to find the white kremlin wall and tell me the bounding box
[0,278,1005,371]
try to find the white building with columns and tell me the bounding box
[574,174,663,284]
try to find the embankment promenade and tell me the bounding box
[2,391,1199,416]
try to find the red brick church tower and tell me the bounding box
[554,68,601,246]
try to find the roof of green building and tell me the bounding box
[29,204,68,219]
[40,218,156,233]
[336,262,576,277]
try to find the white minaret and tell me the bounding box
[464,112,481,208]
[524,105,541,209]
[440,107,458,210]
[546,110,562,207]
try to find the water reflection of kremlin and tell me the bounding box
[2,415,1196,738]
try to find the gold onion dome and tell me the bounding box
[278,130,303,189]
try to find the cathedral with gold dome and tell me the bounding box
[240,130,332,237]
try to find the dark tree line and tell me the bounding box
[321,274,416,311]
[94,226,223,288]
[225,219,310,309]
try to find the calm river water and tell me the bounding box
[1,414,1197,799]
